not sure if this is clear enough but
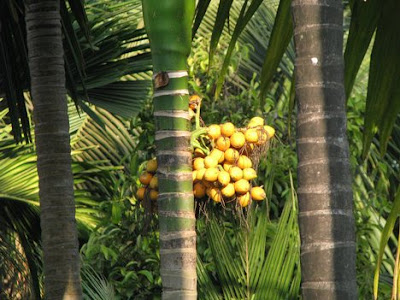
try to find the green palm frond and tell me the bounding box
[82,263,116,300]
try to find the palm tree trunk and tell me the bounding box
[143,1,197,299]
[291,0,358,298]
[25,0,82,298]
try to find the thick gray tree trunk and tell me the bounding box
[25,0,83,298]
[291,0,358,299]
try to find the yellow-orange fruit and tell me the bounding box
[244,128,259,143]
[194,148,206,158]
[223,162,234,172]
[216,136,231,151]
[220,122,235,137]
[193,157,205,170]
[196,168,206,181]
[256,128,268,145]
[149,189,158,201]
[194,182,206,198]
[210,149,225,163]
[251,186,267,201]
[230,132,246,149]
[139,172,153,185]
[208,124,221,140]
[238,192,251,207]
[204,167,219,182]
[248,116,264,127]
[204,156,218,168]
[193,171,198,182]
[147,158,157,173]
[264,125,275,139]
[224,148,239,163]
[243,168,257,180]
[229,166,243,182]
[208,187,222,203]
[237,155,252,169]
[136,187,146,200]
[218,171,231,186]
[149,175,158,189]
[221,183,235,198]
[234,179,250,194]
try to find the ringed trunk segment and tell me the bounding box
[143,1,197,299]
[25,0,82,299]
[291,0,358,299]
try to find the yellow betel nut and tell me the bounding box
[193,157,205,170]
[216,136,231,151]
[196,168,206,181]
[194,148,206,158]
[192,170,198,182]
[237,155,252,169]
[204,156,218,168]
[139,172,153,185]
[251,186,267,201]
[248,116,264,127]
[220,122,235,137]
[223,162,234,172]
[208,124,221,140]
[234,179,250,194]
[193,182,206,198]
[243,168,257,180]
[149,189,158,201]
[264,125,275,139]
[204,167,219,182]
[136,187,146,200]
[218,171,231,186]
[149,175,158,189]
[210,149,225,163]
[224,148,239,163]
[146,158,157,173]
[238,192,251,207]
[229,166,243,182]
[244,128,259,143]
[221,183,235,198]
[230,132,246,149]
[208,187,222,203]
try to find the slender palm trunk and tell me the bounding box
[291,0,358,298]
[143,1,197,299]
[25,0,82,298]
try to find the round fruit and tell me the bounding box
[244,128,259,143]
[256,128,268,145]
[243,168,257,180]
[194,182,206,198]
[251,186,267,201]
[237,155,252,169]
[204,156,218,168]
[192,171,198,182]
[204,167,219,182]
[139,172,153,185]
[224,148,239,163]
[208,124,221,140]
[216,136,231,151]
[220,122,235,137]
[149,175,158,189]
[221,183,235,198]
[229,166,243,182]
[210,149,225,163]
[223,162,234,172]
[249,116,264,127]
[194,148,206,158]
[209,187,222,203]
[136,187,146,200]
[238,192,251,207]
[234,179,250,194]
[218,171,231,186]
[147,158,157,173]
[196,168,206,181]
[149,189,158,201]
[264,125,275,139]
[230,132,246,149]
[193,157,205,170]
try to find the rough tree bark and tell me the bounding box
[25,0,82,298]
[291,0,358,298]
[142,1,197,299]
